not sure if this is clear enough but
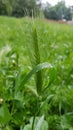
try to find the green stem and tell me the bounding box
[32,116,35,130]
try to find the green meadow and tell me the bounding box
[0,16,73,130]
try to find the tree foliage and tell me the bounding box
[0,0,41,17]
[43,1,72,20]
[0,0,72,20]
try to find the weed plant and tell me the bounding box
[0,17,73,130]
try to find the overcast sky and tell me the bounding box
[41,0,73,6]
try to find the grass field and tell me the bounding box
[0,16,73,130]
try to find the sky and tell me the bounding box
[41,0,73,6]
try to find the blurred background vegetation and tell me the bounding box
[0,0,72,20]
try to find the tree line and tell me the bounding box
[0,0,41,17]
[0,0,72,20]
[43,1,72,21]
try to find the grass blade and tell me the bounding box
[15,62,53,93]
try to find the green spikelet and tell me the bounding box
[32,26,42,94]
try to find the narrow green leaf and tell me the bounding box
[15,62,53,92]
[40,95,54,110]
[49,68,57,83]
[43,67,57,92]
